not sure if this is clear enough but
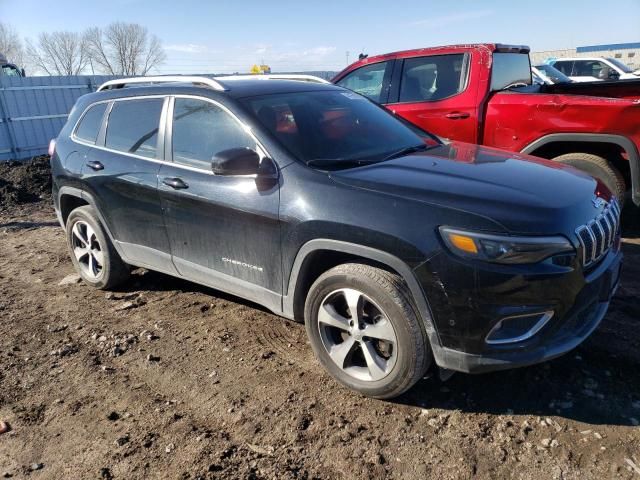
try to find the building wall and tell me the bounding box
[531,43,640,70]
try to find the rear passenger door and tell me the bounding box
[157,96,281,309]
[80,96,177,274]
[386,53,478,143]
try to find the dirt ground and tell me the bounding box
[1,158,639,479]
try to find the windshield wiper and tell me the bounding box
[305,158,379,169]
[382,144,431,161]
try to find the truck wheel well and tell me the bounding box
[529,141,630,185]
[59,194,89,226]
[291,250,400,322]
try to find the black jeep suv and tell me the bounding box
[51,75,622,398]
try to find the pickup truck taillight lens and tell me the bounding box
[48,139,56,157]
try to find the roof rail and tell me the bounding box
[97,75,227,92]
[215,74,331,84]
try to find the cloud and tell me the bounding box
[410,10,493,28]
[164,43,209,54]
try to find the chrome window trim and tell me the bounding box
[485,311,555,345]
[70,93,273,177]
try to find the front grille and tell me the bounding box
[575,199,621,268]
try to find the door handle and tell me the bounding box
[162,177,189,189]
[86,160,104,171]
[445,111,470,120]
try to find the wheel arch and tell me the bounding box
[56,186,128,260]
[282,239,441,349]
[521,133,640,205]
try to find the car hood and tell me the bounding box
[329,142,610,235]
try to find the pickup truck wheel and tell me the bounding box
[304,263,430,399]
[66,205,130,290]
[553,153,626,205]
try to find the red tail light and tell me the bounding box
[48,139,56,157]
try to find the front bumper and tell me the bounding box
[420,247,622,374]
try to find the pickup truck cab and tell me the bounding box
[0,53,24,77]
[549,57,639,82]
[332,44,640,206]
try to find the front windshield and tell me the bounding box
[606,57,633,73]
[241,90,435,167]
[535,64,572,83]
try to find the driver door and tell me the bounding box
[157,96,282,309]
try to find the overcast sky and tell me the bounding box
[2,0,639,73]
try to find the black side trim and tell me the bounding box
[521,133,640,206]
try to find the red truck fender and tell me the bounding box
[521,133,640,205]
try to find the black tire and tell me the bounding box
[553,152,626,205]
[65,205,130,290]
[304,263,431,399]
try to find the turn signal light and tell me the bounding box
[448,233,478,254]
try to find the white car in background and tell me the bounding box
[548,57,639,82]
[531,64,573,84]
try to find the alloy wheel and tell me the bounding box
[71,220,104,279]
[317,288,398,382]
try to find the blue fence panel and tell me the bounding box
[0,75,119,161]
[0,72,338,161]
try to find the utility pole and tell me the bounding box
[346,51,350,66]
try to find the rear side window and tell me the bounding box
[171,98,255,169]
[553,61,573,75]
[399,54,468,102]
[75,103,107,144]
[573,60,604,77]
[335,61,391,102]
[490,53,531,91]
[105,98,163,158]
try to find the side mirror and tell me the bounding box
[21,68,26,77]
[608,69,620,80]
[211,148,260,175]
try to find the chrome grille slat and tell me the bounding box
[575,199,620,268]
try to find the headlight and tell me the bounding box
[439,227,574,264]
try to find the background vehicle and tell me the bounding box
[51,76,621,399]
[548,57,639,81]
[0,53,24,77]
[532,64,572,84]
[333,44,640,206]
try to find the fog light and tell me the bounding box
[485,311,554,345]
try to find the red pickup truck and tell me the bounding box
[332,44,640,205]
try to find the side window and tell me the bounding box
[335,62,391,102]
[105,98,163,158]
[553,61,573,75]
[171,98,256,169]
[573,60,603,77]
[1,65,20,76]
[400,54,467,102]
[75,103,107,144]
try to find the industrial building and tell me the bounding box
[531,42,640,70]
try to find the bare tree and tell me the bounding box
[0,22,25,68]
[85,22,166,75]
[25,31,89,75]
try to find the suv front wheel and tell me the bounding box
[66,205,130,289]
[305,263,431,399]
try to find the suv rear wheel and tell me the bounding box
[305,263,430,399]
[553,152,626,205]
[66,205,130,289]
